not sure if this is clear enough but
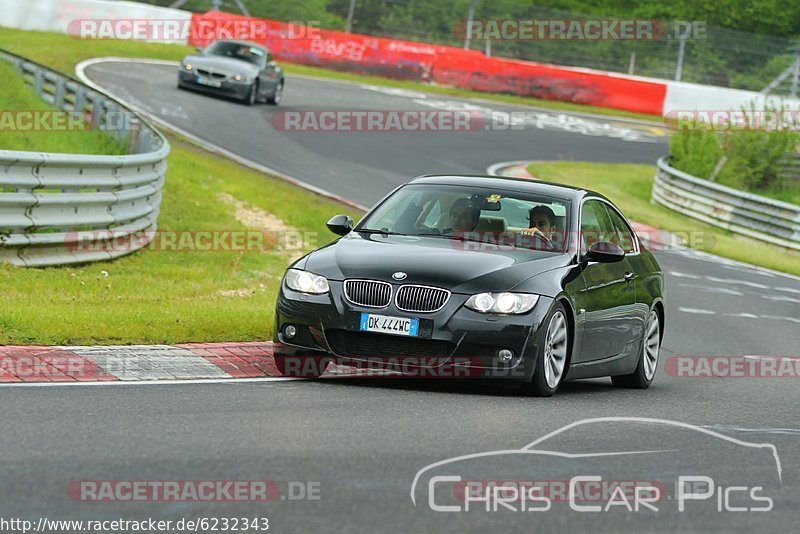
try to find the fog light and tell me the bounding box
[283,325,297,340]
[497,349,514,363]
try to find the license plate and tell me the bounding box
[359,313,419,337]
[196,77,222,88]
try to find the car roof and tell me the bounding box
[409,174,605,202]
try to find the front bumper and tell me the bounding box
[178,70,253,99]
[273,280,553,382]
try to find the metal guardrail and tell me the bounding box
[0,49,169,267]
[778,152,800,181]
[652,157,800,251]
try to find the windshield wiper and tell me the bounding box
[357,228,406,236]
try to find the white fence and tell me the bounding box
[0,0,192,44]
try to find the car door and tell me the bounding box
[576,199,638,362]
[605,202,649,343]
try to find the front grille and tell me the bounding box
[344,279,392,308]
[396,285,450,312]
[197,69,227,79]
[326,330,455,359]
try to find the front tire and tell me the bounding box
[267,81,283,105]
[612,308,661,389]
[521,302,570,397]
[243,82,257,106]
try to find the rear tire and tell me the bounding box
[274,355,329,379]
[520,302,570,397]
[611,309,661,389]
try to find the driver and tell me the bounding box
[519,205,561,245]
[235,45,252,59]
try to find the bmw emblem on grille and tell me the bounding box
[392,271,407,281]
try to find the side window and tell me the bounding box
[605,205,637,253]
[580,200,614,254]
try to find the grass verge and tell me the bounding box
[528,162,800,277]
[0,27,661,123]
[0,61,125,154]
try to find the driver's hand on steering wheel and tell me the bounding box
[519,227,546,238]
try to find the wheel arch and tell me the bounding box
[652,298,665,341]
[555,295,576,373]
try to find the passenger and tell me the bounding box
[446,198,481,233]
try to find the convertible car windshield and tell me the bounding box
[204,41,265,66]
[358,184,570,251]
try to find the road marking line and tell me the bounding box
[705,276,771,289]
[678,307,716,315]
[762,294,800,304]
[677,283,744,296]
[668,271,701,279]
[0,377,300,388]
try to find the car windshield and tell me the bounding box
[205,42,265,66]
[357,183,570,251]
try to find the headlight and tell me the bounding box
[284,269,329,294]
[465,292,539,314]
[183,62,193,71]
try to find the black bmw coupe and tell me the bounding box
[274,175,665,396]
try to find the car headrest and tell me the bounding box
[476,216,507,232]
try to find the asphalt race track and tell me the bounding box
[1,60,798,532]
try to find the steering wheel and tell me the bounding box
[518,229,554,249]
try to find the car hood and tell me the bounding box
[182,54,260,75]
[300,233,570,294]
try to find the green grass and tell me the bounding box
[0,27,661,122]
[0,61,125,155]
[0,28,192,75]
[0,139,361,345]
[527,162,800,277]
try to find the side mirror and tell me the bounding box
[195,46,204,53]
[585,241,625,263]
[326,214,353,236]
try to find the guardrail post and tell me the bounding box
[73,86,86,115]
[91,96,103,130]
[53,77,66,109]
[33,68,43,97]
